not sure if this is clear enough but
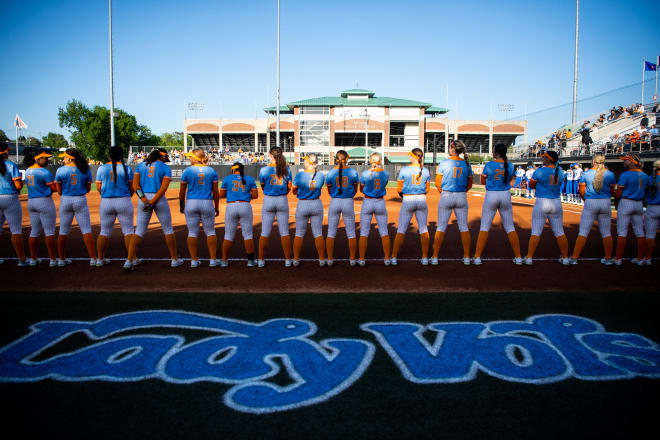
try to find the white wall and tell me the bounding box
[336,107,385,119]
[390,107,420,120]
[404,122,419,147]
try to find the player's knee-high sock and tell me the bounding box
[97,235,109,260]
[293,236,303,261]
[645,238,655,260]
[44,236,56,260]
[381,235,391,260]
[29,236,39,260]
[391,233,405,258]
[326,237,335,261]
[281,235,292,260]
[83,233,96,259]
[207,235,218,260]
[244,238,255,255]
[571,235,587,260]
[432,231,445,258]
[127,235,142,261]
[187,236,198,261]
[123,234,133,252]
[526,235,540,259]
[615,236,627,260]
[222,239,232,261]
[314,236,326,261]
[602,236,613,260]
[474,231,488,259]
[420,232,430,259]
[259,236,269,260]
[164,234,177,259]
[11,234,25,261]
[507,231,521,258]
[359,236,368,261]
[348,237,357,261]
[57,234,67,260]
[460,231,471,259]
[636,237,647,261]
[556,235,569,259]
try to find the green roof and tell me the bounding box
[340,88,375,97]
[425,106,450,114]
[345,147,380,157]
[263,106,293,113]
[387,155,444,164]
[286,96,433,108]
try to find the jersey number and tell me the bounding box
[27,175,34,186]
[335,176,349,187]
[452,167,463,179]
[148,166,155,178]
[412,174,422,185]
[549,175,558,185]
[198,174,205,185]
[232,180,245,192]
[494,169,504,181]
[639,178,643,190]
[270,175,284,186]
[309,180,316,190]
[374,179,381,190]
[71,174,77,185]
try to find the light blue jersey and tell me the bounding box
[96,163,134,198]
[482,160,515,191]
[646,174,660,205]
[259,165,292,196]
[221,174,256,202]
[0,160,21,195]
[182,165,218,200]
[55,165,93,197]
[360,168,389,198]
[437,157,473,192]
[617,170,648,201]
[397,166,430,195]
[293,170,325,200]
[25,165,54,198]
[326,167,359,198]
[136,161,172,193]
[531,166,564,199]
[579,169,616,199]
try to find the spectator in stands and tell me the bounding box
[641,114,649,130]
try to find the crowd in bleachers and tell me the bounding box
[128,148,268,166]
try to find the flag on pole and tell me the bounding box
[644,61,657,71]
[13,114,27,129]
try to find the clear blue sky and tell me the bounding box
[1,0,659,142]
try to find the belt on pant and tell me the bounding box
[227,200,249,204]
[364,195,383,199]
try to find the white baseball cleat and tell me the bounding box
[132,258,143,267]
[318,259,326,267]
[462,257,471,266]
[247,259,257,267]
[95,258,111,267]
[358,259,366,267]
[430,257,438,266]
[472,257,482,265]
[190,259,201,268]
[524,257,533,265]
[49,259,58,267]
[170,258,185,268]
[257,259,265,268]
[420,257,429,266]
[558,257,570,266]
[390,257,398,266]
[123,260,133,271]
[28,258,41,267]
[220,259,229,268]
[513,257,523,265]
[383,259,391,266]
[349,259,357,267]
[630,258,644,266]
[569,258,578,265]
[284,259,292,267]
[600,258,613,266]
[89,258,97,266]
[17,259,29,267]
[613,259,623,266]
[326,259,334,267]
[57,258,72,267]
[292,259,300,267]
[209,259,221,267]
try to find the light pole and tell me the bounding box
[187,102,205,119]
[109,0,115,147]
[572,0,579,127]
[276,0,280,154]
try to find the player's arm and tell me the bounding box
[352,182,358,194]
[291,185,298,196]
[397,179,404,198]
[326,181,333,195]
[608,184,615,197]
[528,178,537,189]
[149,177,171,205]
[212,180,220,216]
[250,188,258,200]
[614,185,624,202]
[12,176,23,191]
[86,181,92,194]
[578,182,586,200]
[179,181,187,213]
[359,183,365,194]
[128,180,135,197]
[96,180,103,195]
[425,180,430,194]
[132,172,147,204]
[435,174,443,194]
[466,175,473,191]
[286,180,292,195]
[46,180,58,192]
[480,173,487,185]
[55,178,63,196]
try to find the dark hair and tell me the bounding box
[0,141,8,176]
[144,148,162,166]
[232,162,246,186]
[452,140,470,169]
[411,147,424,182]
[66,148,89,174]
[494,143,509,181]
[335,150,349,195]
[22,147,39,168]
[545,150,560,180]
[270,146,287,178]
[108,146,128,188]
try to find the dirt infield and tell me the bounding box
[1,188,655,293]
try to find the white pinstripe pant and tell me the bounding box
[295,199,323,238]
[531,198,564,237]
[644,204,660,239]
[577,198,612,238]
[436,191,468,233]
[224,202,253,241]
[59,195,92,235]
[616,198,644,238]
[136,193,174,237]
[360,198,388,237]
[397,194,428,235]
[479,190,515,233]
[28,197,57,237]
[100,197,135,236]
[185,199,216,238]
[328,198,356,239]
[261,195,290,237]
[0,194,22,235]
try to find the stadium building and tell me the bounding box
[183,88,527,164]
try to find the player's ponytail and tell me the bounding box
[145,148,161,166]
[453,140,470,172]
[23,147,38,168]
[494,143,509,181]
[592,153,606,192]
[544,150,560,180]
[109,146,127,188]
[336,150,348,195]
[68,148,90,175]
[411,147,424,181]
[369,152,381,179]
[232,162,246,186]
[0,142,8,176]
[306,154,319,182]
[650,159,660,196]
[270,146,287,179]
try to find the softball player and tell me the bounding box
[179,149,220,268]
[524,151,569,265]
[560,166,569,203]
[96,146,136,268]
[570,154,616,265]
[292,154,326,266]
[525,164,535,198]
[614,154,648,266]
[326,150,359,265]
[513,166,525,197]
[391,148,430,265]
[55,148,95,266]
[574,164,584,205]
[473,143,522,265]
[358,153,390,266]
[566,166,577,204]
[219,162,258,267]
[24,149,58,266]
[0,142,26,266]
[431,140,472,265]
[258,146,292,267]
[642,160,660,265]
[127,148,183,270]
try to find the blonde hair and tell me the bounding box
[650,160,660,196]
[592,153,606,192]
[190,148,208,164]
[369,152,382,167]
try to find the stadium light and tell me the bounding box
[276,0,280,155]
[498,104,515,120]
[187,102,205,119]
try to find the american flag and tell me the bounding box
[13,114,27,129]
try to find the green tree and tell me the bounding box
[26,136,42,147]
[137,125,161,146]
[0,129,8,143]
[160,131,183,146]
[42,132,69,149]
